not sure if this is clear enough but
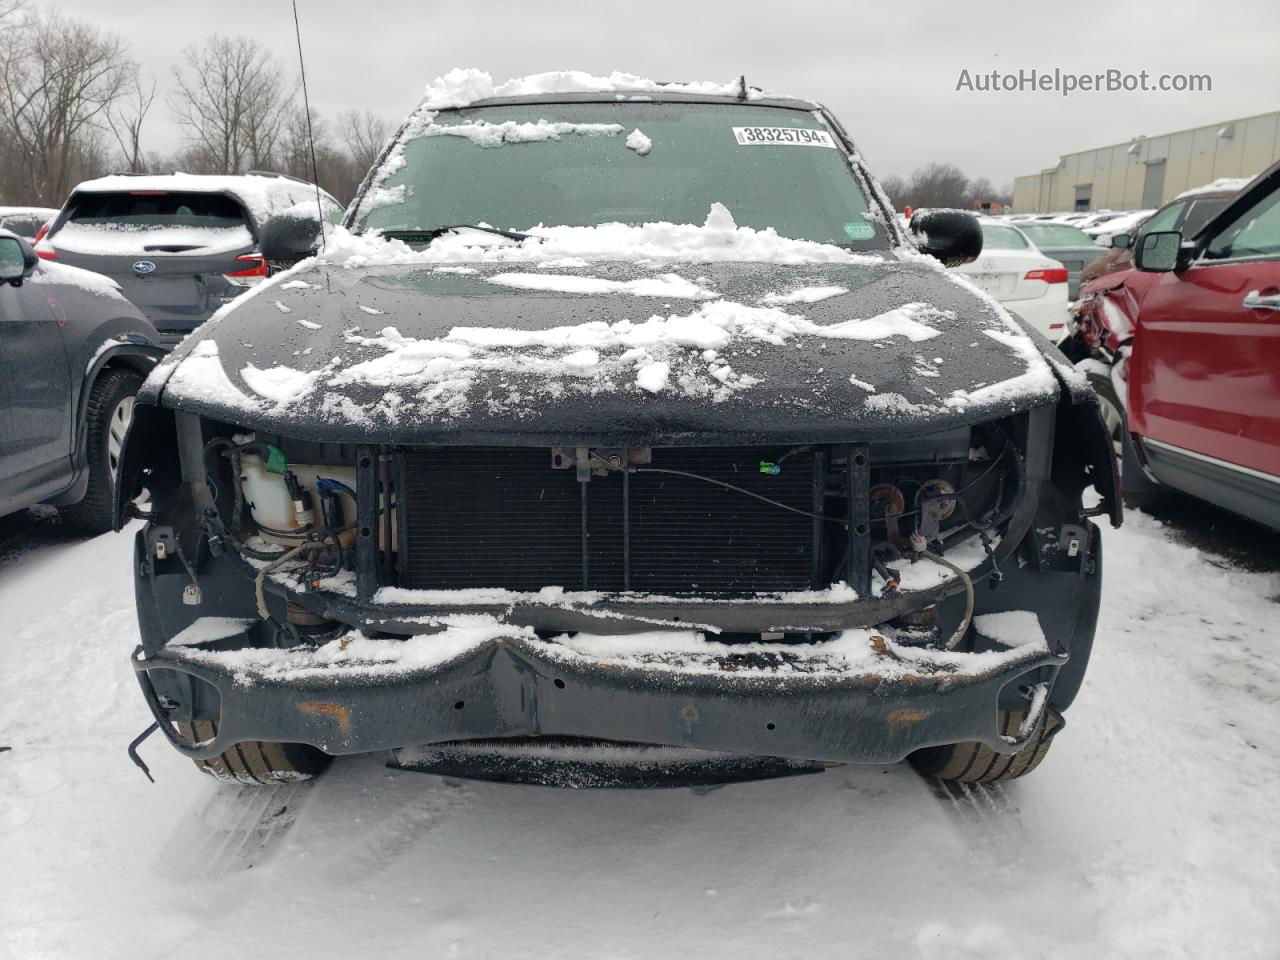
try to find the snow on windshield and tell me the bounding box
[338,204,870,269]
[420,119,625,147]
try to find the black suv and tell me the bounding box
[117,77,1119,788]
[0,230,161,532]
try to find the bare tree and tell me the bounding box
[338,108,390,174]
[0,8,134,203]
[169,35,292,174]
[879,174,909,209]
[107,72,155,173]
[905,162,970,209]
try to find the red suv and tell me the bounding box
[1122,159,1280,529]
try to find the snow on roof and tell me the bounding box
[1175,176,1253,199]
[0,206,60,217]
[70,173,320,225]
[421,68,767,111]
[1082,209,1153,237]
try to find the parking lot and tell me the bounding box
[3,1,1280,956]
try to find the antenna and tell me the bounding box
[291,0,326,252]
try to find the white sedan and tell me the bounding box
[955,219,1070,338]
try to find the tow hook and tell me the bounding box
[128,722,160,783]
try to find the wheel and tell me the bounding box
[177,721,332,784]
[908,707,1062,783]
[59,367,142,534]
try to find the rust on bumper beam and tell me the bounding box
[132,634,1065,766]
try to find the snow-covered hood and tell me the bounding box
[146,255,1062,446]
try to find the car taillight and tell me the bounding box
[1025,268,1069,284]
[34,221,50,243]
[224,253,268,287]
[36,247,57,261]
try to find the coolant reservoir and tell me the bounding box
[239,453,361,540]
[239,453,296,532]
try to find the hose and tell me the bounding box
[922,549,975,650]
[254,543,308,620]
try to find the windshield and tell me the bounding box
[1019,223,1092,246]
[980,224,1029,250]
[355,103,888,249]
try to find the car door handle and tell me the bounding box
[1242,292,1280,311]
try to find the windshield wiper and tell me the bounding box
[380,225,529,243]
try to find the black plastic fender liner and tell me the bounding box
[130,629,1065,766]
[112,398,181,531]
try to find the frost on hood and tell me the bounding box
[28,260,129,301]
[485,271,716,299]
[320,298,954,414]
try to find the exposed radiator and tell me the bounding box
[398,447,819,596]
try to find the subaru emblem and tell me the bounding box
[133,260,157,276]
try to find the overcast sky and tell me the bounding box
[49,0,1280,186]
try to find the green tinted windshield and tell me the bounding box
[357,103,886,249]
[1019,223,1092,246]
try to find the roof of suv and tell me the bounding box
[67,172,336,226]
[445,91,822,112]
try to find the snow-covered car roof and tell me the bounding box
[1175,176,1252,200]
[0,205,60,218]
[414,68,812,112]
[67,173,335,227]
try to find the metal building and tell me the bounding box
[1012,110,1280,213]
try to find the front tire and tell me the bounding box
[59,368,142,534]
[908,708,1062,783]
[177,721,332,784]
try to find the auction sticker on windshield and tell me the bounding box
[732,127,837,148]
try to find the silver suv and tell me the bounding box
[37,172,340,346]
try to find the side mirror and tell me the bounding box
[908,209,983,267]
[1135,230,1186,273]
[258,211,323,265]
[0,234,38,286]
[1111,233,1131,250]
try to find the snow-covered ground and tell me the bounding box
[1,506,1278,960]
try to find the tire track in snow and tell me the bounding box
[163,781,312,875]
[926,778,1031,851]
